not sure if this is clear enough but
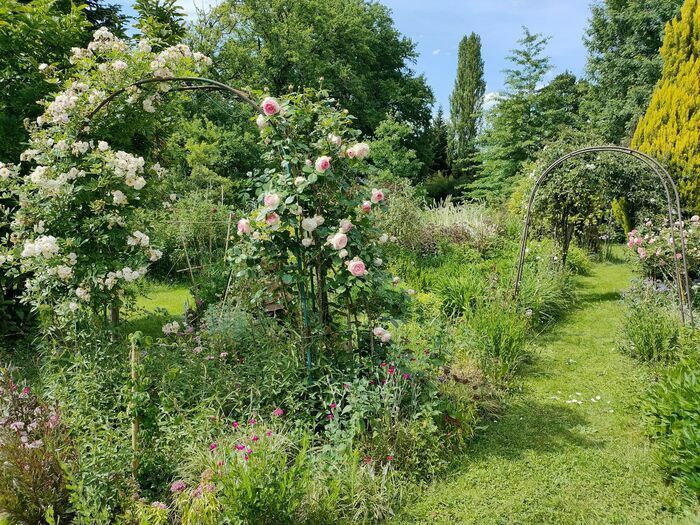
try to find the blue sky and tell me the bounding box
[114,0,593,111]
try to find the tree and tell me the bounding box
[429,106,449,174]
[632,0,700,211]
[582,0,684,143]
[472,28,551,200]
[191,0,434,164]
[0,0,88,162]
[448,33,485,178]
[134,0,186,48]
[370,113,422,183]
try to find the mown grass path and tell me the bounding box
[394,260,688,524]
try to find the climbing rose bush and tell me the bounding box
[235,89,402,351]
[626,215,700,280]
[0,28,212,318]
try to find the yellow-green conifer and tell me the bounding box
[632,0,700,211]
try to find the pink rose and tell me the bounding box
[237,218,251,235]
[315,156,331,173]
[637,247,647,259]
[346,147,356,158]
[261,97,280,115]
[360,201,372,213]
[370,188,384,204]
[264,193,280,209]
[347,258,367,277]
[339,219,353,233]
[266,212,280,227]
[328,232,348,250]
[354,142,370,160]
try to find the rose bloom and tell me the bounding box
[373,326,386,338]
[347,258,367,277]
[354,142,370,160]
[328,133,342,146]
[301,237,313,247]
[256,114,267,130]
[315,156,331,173]
[264,193,280,209]
[338,249,348,258]
[360,201,372,213]
[261,97,280,115]
[266,212,280,227]
[328,232,348,250]
[370,188,385,204]
[339,219,353,233]
[237,218,251,235]
[294,176,306,186]
[380,331,392,343]
[301,217,318,232]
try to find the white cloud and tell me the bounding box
[483,92,500,111]
[432,48,441,55]
[177,0,220,17]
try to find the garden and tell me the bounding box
[0,0,699,523]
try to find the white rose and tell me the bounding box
[301,217,318,232]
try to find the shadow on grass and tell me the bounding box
[464,399,600,461]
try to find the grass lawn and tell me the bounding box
[392,259,697,524]
[127,282,192,337]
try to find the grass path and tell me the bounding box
[394,259,688,524]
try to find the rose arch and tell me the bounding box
[513,145,693,325]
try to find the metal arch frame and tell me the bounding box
[77,76,260,135]
[513,145,693,325]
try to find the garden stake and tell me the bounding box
[129,332,142,481]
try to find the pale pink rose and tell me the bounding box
[370,188,384,204]
[354,142,370,160]
[338,249,348,258]
[301,217,318,232]
[346,147,356,158]
[256,114,267,130]
[692,215,700,222]
[637,247,647,259]
[373,326,386,338]
[305,159,313,167]
[329,232,348,250]
[339,219,353,233]
[301,237,313,247]
[315,156,331,172]
[237,218,251,235]
[634,237,642,245]
[264,193,280,209]
[266,212,280,227]
[380,331,392,343]
[360,201,372,213]
[328,134,342,146]
[261,97,280,115]
[347,258,367,277]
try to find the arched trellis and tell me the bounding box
[513,145,694,325]
[80,76,317,373]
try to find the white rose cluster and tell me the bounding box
[109,151,146,190]
[22,235,59,258]
[127,230,150,247]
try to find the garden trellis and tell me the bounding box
[514,145,694,325]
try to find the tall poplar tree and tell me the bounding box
[449,33,485,179]
[632,0,700,211]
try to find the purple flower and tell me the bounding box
[151,501,167,510]
[170,480,186,493]
[272,408,284,417]
[209,442,218,451]
[232,421,239,429]
[248,418,257,426]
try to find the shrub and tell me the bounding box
[644,351,700,498]
[174,424,312,525]
[0,368,75,525]
[621,280,682,362]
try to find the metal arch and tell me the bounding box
[513,145,693,325]
[77,76,260,134]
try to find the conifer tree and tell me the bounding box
[430,106,450,174]
[632,0,700,211]
[449,33,485,179]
